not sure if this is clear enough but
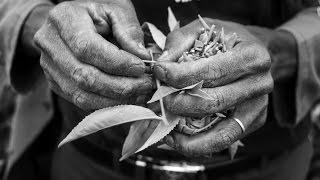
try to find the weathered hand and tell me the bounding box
[153,18,273,156]
[34,0,154,111]
[154,19,273,117]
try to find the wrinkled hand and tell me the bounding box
[153,19,273,156]
[34,0,154,111]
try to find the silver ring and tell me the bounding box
[232,118,245,133]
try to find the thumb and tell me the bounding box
[101,2,150,59]
[157,20,204,62]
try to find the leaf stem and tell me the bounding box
[150,51,169,125]
[143,60,157,64]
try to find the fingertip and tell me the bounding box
[136,42,152,59]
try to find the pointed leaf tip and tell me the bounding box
[145,22,166,50]
[168,7,179,32]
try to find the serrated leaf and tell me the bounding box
[228,140,244,160]
[148,86,180,103]
[58,105,164,147]
[120,112,182,161]
[145,22,166,50]
[148,81,204,104]
[168,7,179,32]
[187,88,214,100]
[136,113,181,153]
[121,119,159,161]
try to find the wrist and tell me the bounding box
[21,4,52,58]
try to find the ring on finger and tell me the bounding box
[232,117,245,133]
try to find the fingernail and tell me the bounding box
[154,64,167,82]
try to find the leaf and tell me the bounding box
[194,40,204,49]
[148,86,180,103]
[148,81,204,104]
[168,7,179,32]
[187,88,214,100]
[136,113,181,153]
[145,22,166,50]
[228,140,244,160]
[121,119,160,161]
[182,80,204,90]
[58,105,164,147]
[120,112,182,161]
[215,112,226,118]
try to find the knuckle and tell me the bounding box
[118,83,135,97]
[49,2,71,21]
[70,32,92,57]
[206,62,227,82]
[242,42,271,72]
[72,90,88,110]
[206,91,225,111]
[72,66,96,89]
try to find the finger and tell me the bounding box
[157,20,204,62]
[41,54,134,111]
[47,2,146,77]
[154,41,271,88]
[164,95,268,156]
[103,1,151,59]
[35,26,155,99]
[164,73,273,117]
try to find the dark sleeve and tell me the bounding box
[276,7,320,126]
[0,0,53,94]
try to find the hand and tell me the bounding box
[153,18,273,156]
[34,0,154,111]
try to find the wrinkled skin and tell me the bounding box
[153,19,274,157]
[34,0,154,111]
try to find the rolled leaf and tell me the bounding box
[58,105,164,147]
